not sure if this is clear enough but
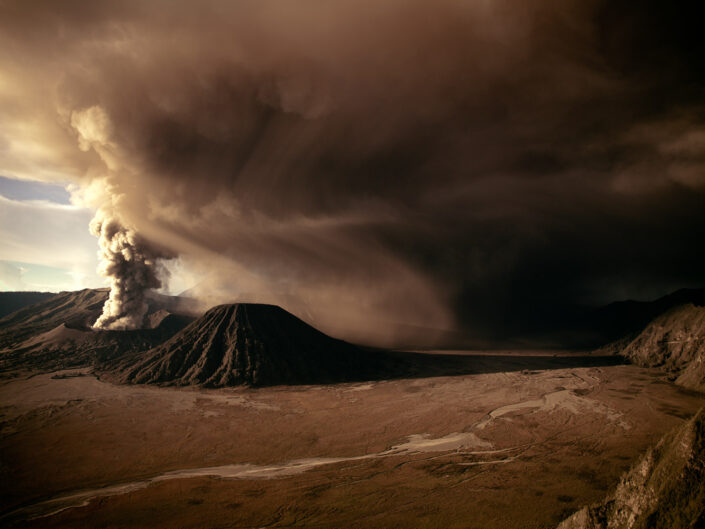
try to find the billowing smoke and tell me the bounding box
[90,210,174,330]
[1,1,704,346]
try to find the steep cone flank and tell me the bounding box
[109,304,376,387]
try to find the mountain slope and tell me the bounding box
[557,407,705,529]
[0,288,198,347]
[0,291,56,319]
[0,313,194,374]
[105,303,383,387]
[619,304,705,391]
[592,288,705,341]
[0,289,197,375]
[495,287,705,350]
[0,289,109,348]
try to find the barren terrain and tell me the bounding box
[1,352,703,529]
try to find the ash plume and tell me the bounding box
[90,210,174,330]
[1,1,704,346]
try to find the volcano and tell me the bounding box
[0,289,109,348]
[0,289,196,374]
[105,303,384,387]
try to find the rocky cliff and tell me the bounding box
[557,407,705,529]
[620,304,705,391]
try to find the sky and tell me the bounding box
[0,0,703,346]
[0,176,104,292]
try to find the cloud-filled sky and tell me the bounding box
[0,0,703,346]
[0,178,104,292]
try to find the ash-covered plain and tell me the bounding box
[1,287,705,529]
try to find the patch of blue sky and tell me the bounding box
[0,175,71,205]
[0,260,87,292]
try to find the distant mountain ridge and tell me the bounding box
[0,291,56,320]
[2,286,705,385]
[0,288,197,375]
[591,288,705,341]
[0,288,199,345]
[534,287,705,350]
[0,289,109,348]
[0,314,194,375]
[103,303,386,387]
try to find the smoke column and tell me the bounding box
[90,210,174,330]
[2,1,704,345]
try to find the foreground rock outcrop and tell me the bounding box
[103,303,385,387]
[619,305,705,391]
[557,407,705,529]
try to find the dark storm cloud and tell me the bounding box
[0,0,703,345]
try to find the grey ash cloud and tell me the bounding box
[91,212,175,330]
[0,0,703,345]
